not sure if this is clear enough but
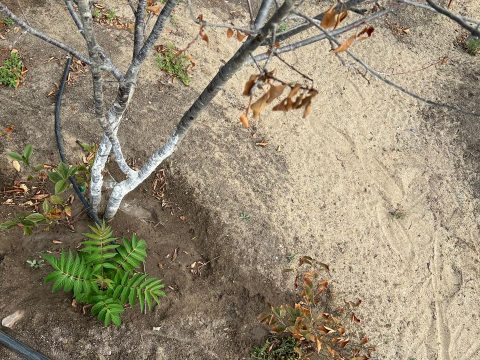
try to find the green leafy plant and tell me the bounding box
[48,162,78,194]
[8,144,33,166]
[0,213,46,235]
[257,256,374,359]
[251,336,299,360]
[0,50,23,88]
[155,44,192,86]
[44,223,166,326]
[0,154,83,234]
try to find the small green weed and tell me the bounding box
[155,44,192,86]
[26,259,45,269]
[466,36,480,56]
[106,9,117,22]
[0,50,24,88]
[1,17,14,27]
[278,22,289,33]
[251,336,298,360]
[8,144,33,167]
[240,212,251,221]
[92,8,101,19]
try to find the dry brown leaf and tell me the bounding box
[243,74,259,96]
[272,99,288,112]
[240,113,249,128]
[287,84,301,99]
[266,84,286,104]
[12,160,21,172]
[303,102,313,118]
[315,336,322,353]
[357,26,375,40]
[226,28,234,38]
[321,5,337,29]
[236,31,247,42]
[200,29,209,43]
[147,4,161,16]
[251,93,270,119]
[334,10,348,29]
[332,34,357,53]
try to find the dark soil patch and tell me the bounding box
[0,177,268,359]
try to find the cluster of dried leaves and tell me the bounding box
[320,5,375,53]
[259,256,374,359]
[226,27,247,42]
[240,71,317,128]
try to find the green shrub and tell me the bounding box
[44,223,166,326]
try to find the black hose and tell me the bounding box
[0,330,49,360]
[54,56,101,225]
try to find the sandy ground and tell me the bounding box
[0,0,480,359]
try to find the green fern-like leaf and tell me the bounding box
[91,297,124,327]
[44,251,94,298]
[115,234,147,271]
[80,222,119,271]
[111,270,166,312]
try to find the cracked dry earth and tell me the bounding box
[1,0,480,359]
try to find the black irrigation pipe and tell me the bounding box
[55,56,101,225]
[0,330,49,360]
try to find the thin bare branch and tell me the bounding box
[397,0,479,25]
[254,0,274,30]
[133,0,147,58]
[0,2,90,64]
[425,0,480,37]
[251,8,392,62]
[65,0,84,36]
[297,12,480,117]
[186,0,257,35]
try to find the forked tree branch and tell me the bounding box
[128,0,177,76]
[104,0,296,219]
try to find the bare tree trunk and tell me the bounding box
[103,0,295,219]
